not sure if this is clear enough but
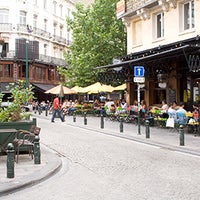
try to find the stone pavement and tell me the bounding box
[0,144,62,196]
[1,112,200,196]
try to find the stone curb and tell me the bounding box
[0,145,62,197]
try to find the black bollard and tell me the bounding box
[7,143,15,178]
[100,110,104,129]
[120,117,123,133]
[73,111,76,122]
[45,106,48,116]
[34,135,41,164]
[84,112,87,125]
[145,120,150,138]
[179,125,185,146]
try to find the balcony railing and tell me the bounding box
[0,23,12,32]
[3,51,67,67]
[38,54,67,67]
[0,23,72,48]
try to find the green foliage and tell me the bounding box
[61,0,126,87]
[0,80,34,122]
[21,112,32,120]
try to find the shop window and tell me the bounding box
[154,89,166,104]
[36,67,46,81]
[0,65,2,77]
[48,68,54,81]
[4,64,13,78]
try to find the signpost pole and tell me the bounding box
[137,83,141,135]
[134,66,145,135]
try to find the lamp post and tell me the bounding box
[25,40,29,92]
[0,34,4,93]
[0,34,4,56]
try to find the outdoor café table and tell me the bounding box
[0,128,18,154]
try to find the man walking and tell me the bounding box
[51,95,64,122]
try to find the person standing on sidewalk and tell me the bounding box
[51,95,64,122]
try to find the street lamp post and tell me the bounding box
[0,34,5,93]
[0,35,4,56]
[25,40,29,92]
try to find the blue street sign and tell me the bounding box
[134,66,144,77]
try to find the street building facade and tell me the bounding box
[100,0,200,110]
[0,0,75,101]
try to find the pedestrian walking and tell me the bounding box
[51,95,64,122]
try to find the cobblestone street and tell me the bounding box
[3,114,200,200]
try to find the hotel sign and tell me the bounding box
[116,0,125,19]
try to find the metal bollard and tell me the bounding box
[100,112,104,129]
[120,117,123,133]
[145,120,150,138]
[7,143,15,178]
[34,135,41,164]
[73,111,76,122]
[45,106,48,116]
[84,112,87,125]
[179,125,185,146]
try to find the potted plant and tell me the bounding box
[0,80,34,122]
[0,81,37,151]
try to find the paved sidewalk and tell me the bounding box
[62,114,200,156]
[0,112,200,196]
[0,144,62,196]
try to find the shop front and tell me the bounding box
[97,36,200,109]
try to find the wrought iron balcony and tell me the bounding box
[3,51,67,67]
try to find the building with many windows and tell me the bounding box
[0,0,75,101]
[100,0,200,109]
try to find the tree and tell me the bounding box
[60,0,126,87]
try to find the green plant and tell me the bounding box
[21,112,32,120]
[0,80,34,122]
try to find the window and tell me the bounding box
[20,11,26,25]
[53,23,57,36]
[0,65,3,77]
[181,0,195,31]
[43,0,47,9]
[44,44,47,55]
[156,12,164,38]
[132,20,142,46]
[48,69,54,81]
[4,64,13,78]
[60,26,63,38]
[44,19,47,31]
[33,15,37,28]
[67,8,71,18]
[33,0,37,6]
[53,1,57,14]
[0,9,9,23]
[153,12,164,39]
[36,67,45,81]
[59,4,63,17]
